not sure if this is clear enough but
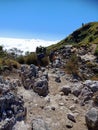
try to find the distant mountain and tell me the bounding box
[47,22,98,51]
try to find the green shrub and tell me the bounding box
[17,56,25,64]
[25,52,37,65]
[5,59,20,69]
[0,58,20,70]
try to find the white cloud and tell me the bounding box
[0,37,58,54]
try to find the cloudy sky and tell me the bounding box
[0,37,58,53]
[0,0,98,52]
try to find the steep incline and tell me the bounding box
[47,22,98,51]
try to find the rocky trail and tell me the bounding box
[0,45,98,130]
[8,69,87,130]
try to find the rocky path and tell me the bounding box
[0,44,98,130]
[11,68,89,130]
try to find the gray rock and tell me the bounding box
[83,80,93,87]
[53,58,61,68]
[2,112,7,120]
[23,78,33,89]
[69,104,76,111]
[51,106,56,111]
[0,76,26,130]
[20,65,27,72]
[16,107,27,121]
[90,82,98,93]
[0,117,16,130]
[42,71,48,80]
[32,118,51,130]
[41,67,46,72]
[79,87,93,105]
[0,92,25,121]
[66,119,73,128]
[33,79,49,96]
[55,76,61,83]
[85,107,98,130]
[83,80,98,93]
[67,113,76,123]
[72,87,81,97]
[60,86,71,95]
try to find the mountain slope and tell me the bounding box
[47,22,98,51]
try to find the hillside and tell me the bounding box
[47,22,98,51]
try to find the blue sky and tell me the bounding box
[0,0,98,40]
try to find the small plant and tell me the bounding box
[25,52,37,65]
[0,58,20,74]
[65,54,79,75]
[42,56,49,66]
[4,59,20,69]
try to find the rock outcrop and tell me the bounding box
[0,77,26,130]
[20,64,49,96]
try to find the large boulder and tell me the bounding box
[33,79,49,96]
[85,107,98,130]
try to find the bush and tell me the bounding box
[0,46,7,58]
[25,52,37,65]
[42,56,49,66]
[17,56,25,64]
[65,54,79,75]
[21,52,49,66]
[0,58,20,70]
[6,59,20,69]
